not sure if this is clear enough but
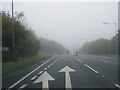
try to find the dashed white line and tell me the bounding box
[51,60,58,65]
[43,60,58,71]
[30,76,37,80]
[47,65,50,68]
[78,59,82,63]
[44,68,47,70]
[7,55,63,89]
[103,60,111,63]
[48,56,62,67]
[84,64,98,74]
[19,84,28,88]
[7,56,55,89]
[115,84,120,88]
[38,71,43,74]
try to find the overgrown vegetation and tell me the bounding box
[2,11,65,62]
[39,37,65,54]
[2,11,40,62]
[2,55,51,76]
[80,31,120,55]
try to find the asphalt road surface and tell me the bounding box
[2,54,119,89]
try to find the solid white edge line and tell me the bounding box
[19,84,28,88]
[115,84,120,88]
[30,76,37,80]
[7,56,55,89]
[84,64,98,74]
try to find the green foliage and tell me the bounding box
[81,34,118,55]
[39,37,65,54]
[2,55,51,76]
[2,11,41,62]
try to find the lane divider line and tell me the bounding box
[19,84,28,88]
[7,56,55,89]
[103,60,111,63]
[78,59,82,63]
[38,71,43,75]
[47,56,63,68]
[84,64,98,74]
[30,76,37,80]
[50,64,53,66]
[47,65,50,68]
[44,68,47,70]
[41,55,64,72]
[115,84,120,88]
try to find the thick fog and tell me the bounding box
[2,2,118,51]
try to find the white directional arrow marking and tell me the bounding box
[59,66,75,90]
[33,71,55,90]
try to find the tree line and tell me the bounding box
[80,32,120,55]
[2,11,65,62]
[39,37,65,54]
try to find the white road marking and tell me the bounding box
[51,60,57,65]
[30,76,38,80]
[19,84,28,88]
[103,60,111,63]
[46,60,49,62]
[48,56,62,67]
[47,66,50,68]
[44,68,47,70]
[84,64,98,74]
[115,84,120,88]
[38,71,43,74]
[7,56,55,89]
[59,66,75,90]
[78,59,82,63]
[34,71,55,90]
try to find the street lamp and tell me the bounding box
[103,22,117,55]
[12,0,15,60]
[103,22,117,35]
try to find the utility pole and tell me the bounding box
[12,0,15,60]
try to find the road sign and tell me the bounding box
[0,47,9,51]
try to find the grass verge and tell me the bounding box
[82,53,119,57]
[2,54,52,76]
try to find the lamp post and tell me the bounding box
[103,22,117,55]
[12,0,15,60]
[103,22,117,35]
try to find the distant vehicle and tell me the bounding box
[67,50,69,54]
[74,51,79,56]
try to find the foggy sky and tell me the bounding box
[2,2,118,50]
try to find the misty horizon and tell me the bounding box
[2,2,118,51]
